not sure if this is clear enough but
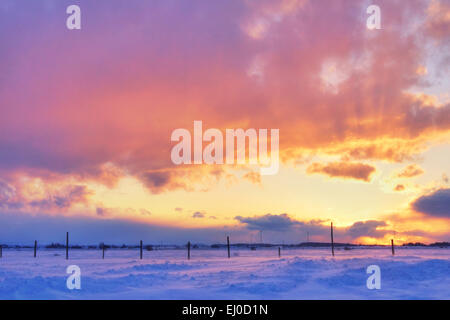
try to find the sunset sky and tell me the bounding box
[0,0,449,245]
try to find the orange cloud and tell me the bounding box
[243,171,262,185]
[306,162,376,182]
[397,164,425,178]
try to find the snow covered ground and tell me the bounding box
[0,247,448,299]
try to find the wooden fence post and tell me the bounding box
[331,222,335,257]
[391,239,395,256]
[66,232,69,260]
[102,243,105,259]
[278,247,281,258]
[227,236,230,258]
[187,241,191,260]
[140,240,143,260]
[34,240,37,258]
[0,245,2,258]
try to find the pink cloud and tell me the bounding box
[0,0,448,194]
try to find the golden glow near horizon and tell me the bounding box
[77,141,450,244]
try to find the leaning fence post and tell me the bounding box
[34,240,37,258]
[187,241,191,260]
[391,239,395,256]
[331,222,335,257]
[140,240,143,260]
[66,232,69,260]
[227,236,230,258]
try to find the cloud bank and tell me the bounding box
[412,188,450,218]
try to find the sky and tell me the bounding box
[0,0,449,245]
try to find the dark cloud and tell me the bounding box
[345,220,388,239]
[412,188,450,218]
[55,186,90,208]
[96,207,109,217]
[0,180,22,209]
[140,171,171,190]
[28,185,91,210]
[192,211,205,218]
[234,213,398,242]
[235,213,300,231]
[307,162,376,182]
[0,180,14,201]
